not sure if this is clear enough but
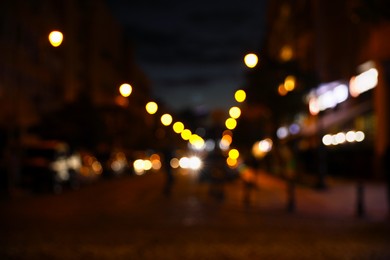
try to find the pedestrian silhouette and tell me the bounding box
[240,156,258,207]
[162,146,174,197]
[205,148,226,201]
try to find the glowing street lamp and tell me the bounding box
[145,101,158,114]
[119,83,132,97]
[228,148,239,160]
[226,157,237,168]
[234,89,246,103]
[244,53,258,68]
[172,121,184,133]
[181,129,192,140]
[252,138,273,158]
[161,113,173,126]
[225,118,237,130]
[278,84,288,96]
[48,30,63,47]
[189,134,205,150]
[284,75,296,91]
[229,106,241,119]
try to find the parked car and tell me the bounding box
[20,140,81,193]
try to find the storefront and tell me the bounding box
[277,61,381,179]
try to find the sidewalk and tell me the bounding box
[222,170,389,221]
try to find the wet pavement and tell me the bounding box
[0,170,389,259]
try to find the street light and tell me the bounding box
[284,75,296,91]
[145,101,158,114]
[229,106,241,119]
[172,121,184,133]
[228,148,239,160]
[119,83,132,97]
[189,134,205,150]
[234,89,246,103]
[225,118,237,130]
[161,113,173,126]
[244,53,258,68]
[181,129,192,140]
[48,30,63,47]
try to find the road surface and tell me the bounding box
[1,169,389,259]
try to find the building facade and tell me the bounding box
[0,0,151,146]
[245,0,390,179]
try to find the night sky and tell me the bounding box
[107,0,268,112]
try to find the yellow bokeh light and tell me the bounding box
[252,138,273,159]
[284,75,296,91]
[234,89,246,103]
[229,106,241,119]
[221,134,232,145]
[145,101,158,114]
[143,160,152,171]
[189,134,200,144]
[244,53,258,68]
[278,84,288,96]
[161,114,173,126]
[150,153,161,170]
[48,30,63,47]
[173,122,185,134]
[228,149,239,160]
[219,139,230,151]
[150,153,160,161]
[189,134,205,149]
[170,158,180,168]
[222,130,233,137]
[181,129,192,140]
[133,159,145,175]
[280,45,293,61]
[119,83,132,97]
[226,157,237,168]
[225,118,237,130]
[151,160,161,170]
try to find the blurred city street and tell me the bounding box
[2,1,390,258]
[1,169,389,259]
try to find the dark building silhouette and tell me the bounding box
[0,0,153,149]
